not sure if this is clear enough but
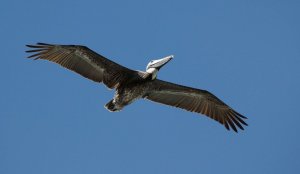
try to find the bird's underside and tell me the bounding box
[26,43,248,132]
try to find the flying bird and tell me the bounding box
[26,43,248,132]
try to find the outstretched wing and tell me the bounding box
[26,43,137,89]
[145,79,248,132]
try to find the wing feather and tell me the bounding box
[26,43,137,88]
[145,79,248,132]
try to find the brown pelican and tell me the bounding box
[26,43,247,132]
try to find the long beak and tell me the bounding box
[150,55,173,70]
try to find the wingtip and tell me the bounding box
[224,122,230,131]
[27,53,40,59]
[26,44,36,48]
[233,110,247,119]
[26,44,44,48]
[25,42,52,59]
[26,42,52,48]
[225,126,238,133]
[37,42,51,46]
[232,126,238,132]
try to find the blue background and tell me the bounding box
[1,0,299,173]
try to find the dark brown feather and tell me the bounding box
[26,43,138,88]
[145,79,248,132]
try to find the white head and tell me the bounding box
[146,55,173,80]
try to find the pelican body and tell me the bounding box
[26,43,248,132]
[105,55,173,111]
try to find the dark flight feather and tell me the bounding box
[145,79,248,132]
[26,43,137,88]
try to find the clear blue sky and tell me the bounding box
[1,0,299,173]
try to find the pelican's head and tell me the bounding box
[146,55,173,80]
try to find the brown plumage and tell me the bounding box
[26,43,137,89]
[145,80,247,132]
[26,43,248,132]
